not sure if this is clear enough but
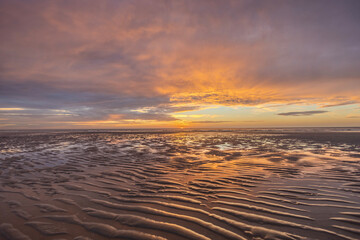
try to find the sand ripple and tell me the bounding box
[1,130,360,239]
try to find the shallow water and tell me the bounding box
[0,129,359,240]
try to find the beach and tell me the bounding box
[0,129,360,240]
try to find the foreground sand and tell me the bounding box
[0,129,359,240]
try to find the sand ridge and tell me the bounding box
[0,130,360,239]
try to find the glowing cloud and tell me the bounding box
[0,0,359,128]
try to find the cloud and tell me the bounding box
[278,110,328,116]
[0,0,359,128]
[0,108,25,111]
[241,120,264,123]
[321,101,358,108]
[191,121,233,124]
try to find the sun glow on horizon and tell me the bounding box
[0,0,359,129]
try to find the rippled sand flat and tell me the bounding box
[0,129,360,240]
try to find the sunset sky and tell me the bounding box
[1,0,360,129]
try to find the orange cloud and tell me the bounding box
[1,1,359,128]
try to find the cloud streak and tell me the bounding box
[278,111,329,116]
[191,120,232,124]
[321,101,358,108]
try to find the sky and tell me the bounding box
[1,0,360,129]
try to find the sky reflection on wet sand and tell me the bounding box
[0,129,360,239]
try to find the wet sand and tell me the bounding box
[0,129,360,240]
